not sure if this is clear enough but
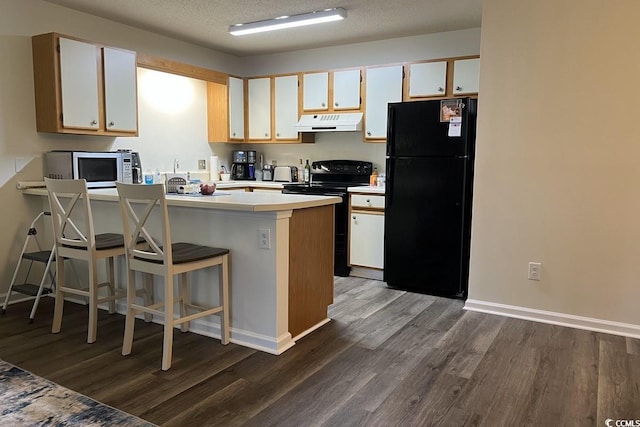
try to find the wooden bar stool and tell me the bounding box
[115,182,230,371]
[45,178,134,343]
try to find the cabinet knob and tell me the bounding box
[366,199,370,203]
[232,132,236,137]
[438,87,444,92]
[108,121,114,127]
[90,120,97,126]
[367,131,372,136]
[334,102,339,107]
[276,133,280,137]
[455,86,462,91]
[264,132,268,137]
[352,216,356,220]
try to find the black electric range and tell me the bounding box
[282,160,372,277]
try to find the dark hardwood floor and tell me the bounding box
[1,277,639,426]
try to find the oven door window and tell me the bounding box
[77,157,118,183]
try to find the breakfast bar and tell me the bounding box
[23,188,341,354]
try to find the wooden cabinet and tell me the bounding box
[247,77,271,141]
[349,194,385,269]
[274,74,300,140]
[103,47,138,132]
[302,72,329,111]
[228,77,245,140]
[332,69,361,110]
[246,74,313,144]
[453,57,480,95]
[207,76,244,143]
[406,60,447,98]
[364,65,403,141]
[32,32,138,136]
[302,69,361,112]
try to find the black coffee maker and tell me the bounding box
[231,150,256,180]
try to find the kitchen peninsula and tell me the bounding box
[23,188,341,354]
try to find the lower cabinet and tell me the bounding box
[349,194,385,270]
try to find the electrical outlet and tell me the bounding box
[198,159,206,170]
[258,228,271,249]
[528,262,541,281]
[15,157,27,173]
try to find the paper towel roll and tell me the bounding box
[209,155,219,181]
[16,180,46,189]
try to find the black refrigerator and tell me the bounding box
[384,98,476,299]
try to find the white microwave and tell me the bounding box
[44,151,134,188]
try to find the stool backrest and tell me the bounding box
[115,183,172,266]
[44,178,96,252]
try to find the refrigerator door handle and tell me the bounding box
[386,159,394,206]
[386,107,395,157]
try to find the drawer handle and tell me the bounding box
[90,120,97,125]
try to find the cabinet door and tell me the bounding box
[350,212,385,269]
[453,58,480,95]
[248,77,271,140]
[333,69,361,110]
[302,72,329,111]
[408,61,447,98]
[274,75,299,140]
[103,47,137,133]
[364,65,403,140]
[228,77,245,140]
[59,37,100,130]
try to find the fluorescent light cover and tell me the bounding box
[229,8,347,36]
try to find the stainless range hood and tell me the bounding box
[294,112,363,132]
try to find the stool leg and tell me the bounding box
[162,273,175,371]
[122,268,137,356]
[143,272,153,322]
[179,272,189,332]
[51,254,65,334]
[87,258,99,344]
[220,254,230,345]
[106,256,116,314]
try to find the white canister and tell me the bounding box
[209,155,219,181]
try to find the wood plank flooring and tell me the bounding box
[1,276,639,426]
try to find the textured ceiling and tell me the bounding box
[43,0,482,57]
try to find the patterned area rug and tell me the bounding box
[0,359,156,426]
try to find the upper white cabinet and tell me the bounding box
[302,69,361,112]
[58,37,100,130]
[32,32,138,136]
[332,69,361,110]
[302,72,329,111]
[103,47,138,132]
[274,74,300,140]
[247,77,271,140]
[453,58,480,95]
[407,61,447,98]
[228,77,245,140]
[364,64,403,140]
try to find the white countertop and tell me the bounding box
[348,186,385,195]
[215,181,285,189]
[22,187,340,212]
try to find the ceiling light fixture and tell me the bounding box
[229,8,347,36]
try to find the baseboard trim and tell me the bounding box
[349,267,384,281]
[464,299,640,339]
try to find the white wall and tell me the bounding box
[468,0,640,328]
